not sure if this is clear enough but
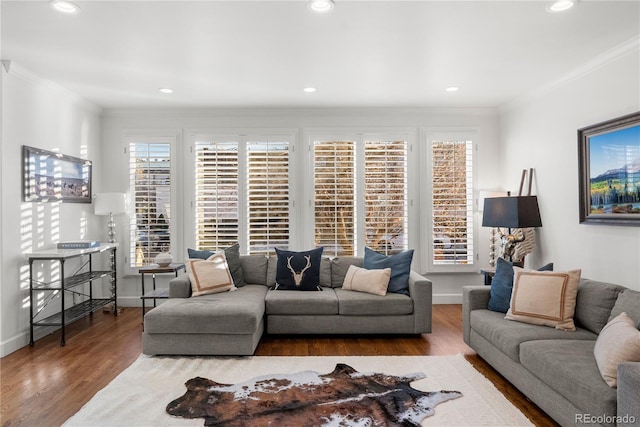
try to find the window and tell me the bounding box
[314,141,356,256]
[364,140,408,254]
[194,139,239,250]
[128,140,173,268]
[193,134,291,254]
[247,140,290,253]
[430,137,474,266]
[312,137,409,257]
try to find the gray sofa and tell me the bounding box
[463,278,640,427]
[142,255,432,356]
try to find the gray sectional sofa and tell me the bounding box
[142,255,432,356]
[463,278,640,427]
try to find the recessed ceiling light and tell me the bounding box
[445,86,460,92]
[308,0,335,13]
[304,87,317,93]
[547,0,575,12]
[50,0,80,14]
[159,88,173,94]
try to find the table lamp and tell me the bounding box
[94,192,127,243]
[482,195,542,263]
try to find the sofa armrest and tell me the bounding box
[169,275,192,298]
[618,362,640,426]
[462,285,491,345]
[408,271,432,334]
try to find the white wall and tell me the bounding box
[101,108,502,307]
[0,63,102,356]
[499,39,640,290]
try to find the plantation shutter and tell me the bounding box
[128,142,172,267]
[431,139,474,265]
[195,139,239,250]
[364,140,408,254]
[314,141,356,257]
[247,140,290,254]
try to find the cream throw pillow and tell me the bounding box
[505,269,581,331]
[342,265,391,296]
[186,252,236,297]
[594,312,640,388]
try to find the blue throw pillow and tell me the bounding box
[487,258,514,313]
[487,259,555,313]
[274,247,323,291]
[363,247,414,296]
[187,243,246,287]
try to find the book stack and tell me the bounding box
[57,240,101,249]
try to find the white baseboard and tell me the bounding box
[118,296,168,308]
[432,294,462,304]
[1,325,59,357]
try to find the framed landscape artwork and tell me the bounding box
[22,145,92,203]
[578,111,640,226]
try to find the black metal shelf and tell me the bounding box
[33,299,112,327]
[32,271,113,291]
[26,244,118,346]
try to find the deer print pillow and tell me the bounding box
[274,247,324,291]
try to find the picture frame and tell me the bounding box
[22,145,92,203]
[578,111,640,226]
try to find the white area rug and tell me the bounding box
[64,354,533,426]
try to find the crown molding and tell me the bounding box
[102,106,498,119]
[499,35,640,114]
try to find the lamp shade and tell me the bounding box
[482,196,542,228]
[94,192,127,216]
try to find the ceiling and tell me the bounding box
[2,1,639,109]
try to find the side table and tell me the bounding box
[140,263,186,325]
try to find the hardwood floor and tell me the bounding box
[0,305,558,427]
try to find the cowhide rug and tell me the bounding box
[166,363,462,426]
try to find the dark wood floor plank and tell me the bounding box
[0,305,557,427]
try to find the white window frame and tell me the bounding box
[123,131,181,275]
[303,128,416,259]
[422,129,477,273]
[184,129,298,254]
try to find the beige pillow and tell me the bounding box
[185,252,236,297]
[594,312,640,388]
[505,269,581,331]
[342,265,391,296]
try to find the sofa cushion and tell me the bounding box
[574,278,624,334]
[487,258,515,313]
[341,265,390,296]
[265,288,338,315]
[319,257,332,288]
[520,340,617,418]
[505,269,581,331]
[488,258,554,313]
[185,253,236,296]
[274,247,323,291]
[609,288,640,325]
[266,256,277,287]
[594,312,640,388]
[470,309,597,362]
[188,243,246,287]
[363,247,414,296]
[239,255,268,286]
[330,257,364,288]
[335,288,413,315]
[144,285,267,334]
